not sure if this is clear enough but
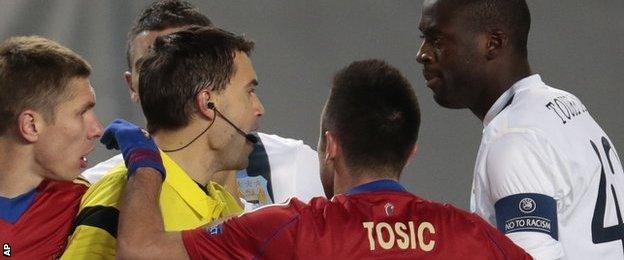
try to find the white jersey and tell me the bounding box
[471,75,624,260]
[83,132,324,209]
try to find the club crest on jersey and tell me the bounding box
[3,243,10,257]
[384,202,395,216]
[519,198,536,214]
[206,223,224,236]
[237,174,273,209]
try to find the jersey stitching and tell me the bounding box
[253,214,300,259]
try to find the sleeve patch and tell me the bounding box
[494,193,558,239]
[204,223,225,236]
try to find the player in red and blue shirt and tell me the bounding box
[0,180,86,259]
[0,36,102,258]
[107,59,531,259]
[183,179,529,259]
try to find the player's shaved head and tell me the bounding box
[435,0,531,57]
[321,59,420,177]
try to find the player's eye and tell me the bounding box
[79,106,92,116]
[430,36,442,48]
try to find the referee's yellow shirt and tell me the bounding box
[61,151,243,259]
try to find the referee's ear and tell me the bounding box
[195,90,216,121]
[17,110,41,142]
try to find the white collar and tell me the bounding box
[483,74,543,127]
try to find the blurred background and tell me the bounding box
[1,0,622,209]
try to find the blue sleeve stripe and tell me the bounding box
[494,193,558,240]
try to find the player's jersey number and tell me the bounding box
[590,136,624,252]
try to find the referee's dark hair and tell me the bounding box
[321,60,420,177]
[126,0,212,69]
[138,26,254,133]
[0,36,91,135]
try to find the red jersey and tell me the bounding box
[182,180,531,259]
[0,180,86,259]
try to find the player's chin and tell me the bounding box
[433,93,465,109]
[50,167,82,182]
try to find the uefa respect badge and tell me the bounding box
[495,193,558,239]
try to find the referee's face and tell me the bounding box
[212,52,264,170]
[34,77,103,180]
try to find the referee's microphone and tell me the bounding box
[207,102,259,144]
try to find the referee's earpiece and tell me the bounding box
[206,102,215,110]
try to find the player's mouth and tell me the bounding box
[423,70,442,90]
[80,156,88,169]
[80,146,95,169]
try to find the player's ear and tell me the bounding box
[486,29,508,60]
[195,90,216,121]
[124,71,140,103]
[324,131,341,161]
[406,144,419,164]
[17,110,43,142]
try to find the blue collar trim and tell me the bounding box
[0,188,38,224]
[347,179,406,195]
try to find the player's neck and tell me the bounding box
[470,60,532,121]
[333,165,399,196]
[0,139,44,198]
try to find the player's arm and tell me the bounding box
[98,119,188,259]
[485,131,567,259]
[118,167,286,259]
[117,167,188,260]
[104,119,293,259]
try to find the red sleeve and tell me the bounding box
[182,199,303,259]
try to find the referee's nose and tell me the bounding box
[253,93,265,118]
